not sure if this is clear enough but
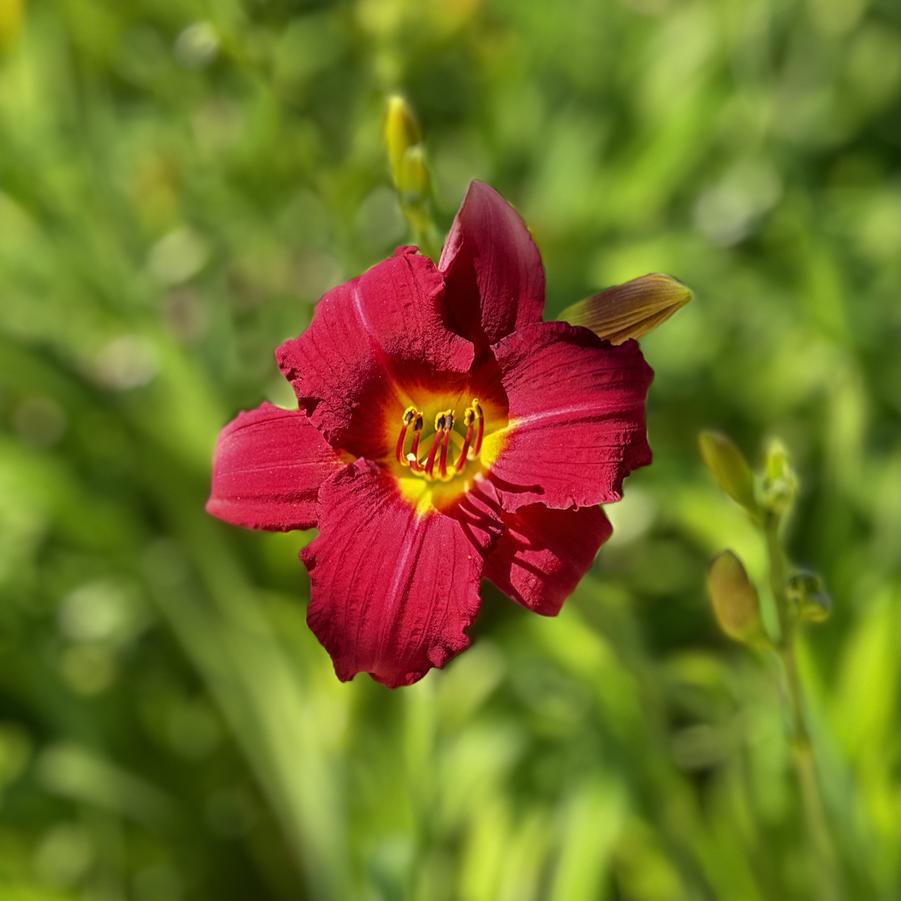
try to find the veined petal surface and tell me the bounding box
[484,321,652,511]
[303,460,483,688]
[206,403,343,531]
[485,504,612,615]
[277,247,474,458]
[439,181,545,349]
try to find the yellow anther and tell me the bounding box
[463,407,476,427]
[402,405,418,425]
[470,398,482,419]
[434,409,452,431]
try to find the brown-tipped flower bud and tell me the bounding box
[707,551,763,643]
[698,431,759,516]
[786,569,831,624]
[558,273,692,344]
[384,95,423,191]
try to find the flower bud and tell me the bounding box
[786,569,831,623]
[384,95,423,192]
[0,0,24,48]
[707,551,763,643]
[698,431,759,516]
[760,439,798,518]
[398,145,431,204]
[558,274,692,344]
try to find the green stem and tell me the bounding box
[401,201,440,261]
[764,518,842,901]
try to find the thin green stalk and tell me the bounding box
[763,518,842,901]
[402,202,441,261]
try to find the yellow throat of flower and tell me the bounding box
[389,395,503,515]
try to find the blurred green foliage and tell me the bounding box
[1,0,900,898]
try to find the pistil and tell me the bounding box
[472,398,484,456]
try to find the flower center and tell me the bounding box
[394,398,485,482]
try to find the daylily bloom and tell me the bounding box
[208,181,656,687]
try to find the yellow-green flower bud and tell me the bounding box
[384,94,422,192]
[399,145,430,204]
[558,273,692,344]
[707,551,763,644]
[698,431,759,516]
[760,438,798,519]
[0,0,24,48]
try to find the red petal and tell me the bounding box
[277,247,474,458]
[303,460,483,688]
[487,322,652,511]
[485,504,612,615]
[206,403,342,531]
[439,181,545,349]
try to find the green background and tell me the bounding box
[1,0,899,898]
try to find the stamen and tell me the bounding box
[408,412,423,471]
[395,401,484,481]
[438,412,454,478]
[471,398,485,456]
[454,406,476,472]
[395,407,421,466]
[424,410,449,477]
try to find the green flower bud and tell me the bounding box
[760,439,798,518]
[698,431,759,516]
[0,0,23,48]
[707,551,763,644]
[384,95,423,192]
[398,145,431,204]
[786,569,831,623]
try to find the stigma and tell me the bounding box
[394,399,484,481]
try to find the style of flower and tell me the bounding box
[207,181,656,687]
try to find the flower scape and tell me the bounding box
[207,181,688,687]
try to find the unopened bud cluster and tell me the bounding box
[700,432,831,646]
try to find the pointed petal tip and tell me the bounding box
[438,179,545,346]
[647,272,694,308]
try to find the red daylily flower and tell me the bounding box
[207,181,653,687]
